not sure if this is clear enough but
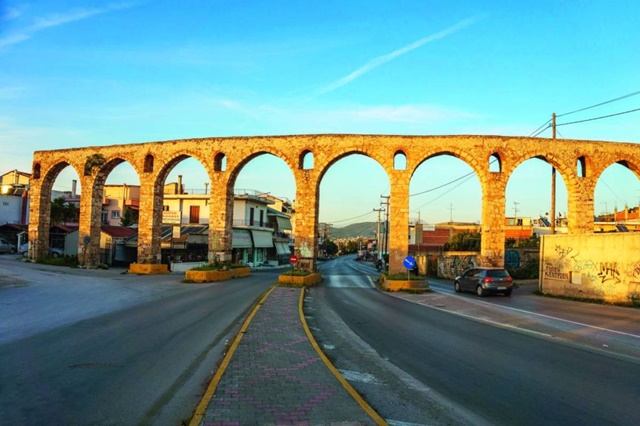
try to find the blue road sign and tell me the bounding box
[403,256,416,269]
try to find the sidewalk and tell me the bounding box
[191,286,384,426]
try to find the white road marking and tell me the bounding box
[338,369,382,385]
[434,290,640,340]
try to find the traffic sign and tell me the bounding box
[289,254,298,264]
[403,256,416,270]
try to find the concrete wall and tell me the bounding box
[437,252,480,279]
[0,195,23,224]
[541,233,640,303]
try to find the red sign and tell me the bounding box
[289,254,298,264]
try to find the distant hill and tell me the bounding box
[329,222,378,238]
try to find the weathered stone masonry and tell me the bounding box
[28,134,640,274]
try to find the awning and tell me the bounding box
[276,216,292,230]
[232,229,253,248]
[251,230,274,248]
[275,242,290,255]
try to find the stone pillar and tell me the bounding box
[388,170,410,275]
[480,172,507,267]
[293,169,320,271]
[27,174,50,260]
[136,176,163,264]
[77,174,103,267]
[208,175,233,263]
[568,177,595,234]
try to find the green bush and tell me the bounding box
[507,257,539,279]
[37,254,78,267]
[384,272,424,281]
[283,269,312,276]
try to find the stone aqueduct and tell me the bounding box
[28,134,640,273]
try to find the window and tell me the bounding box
[101,211,108,224]
[249,207,255,226]
[111,210,120,219]
[259,210,264,227]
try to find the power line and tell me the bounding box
[329,209,376,224]
[528,119,551,137]
[531,124,551,138]
[409,170,475,197]
[557,90,640,118]
[557,106,640,127]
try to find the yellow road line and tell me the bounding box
[297,288,388,426]
[189,284,277,426]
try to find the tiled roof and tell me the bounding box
[101,225,138,238]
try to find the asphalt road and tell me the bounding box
[307,256,640,425]
[0,256,276,425]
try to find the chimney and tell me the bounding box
[14,169,19,184]
[71,180,77,198]
[178,175,183,194]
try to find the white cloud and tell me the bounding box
[3,5,25,21]
[0,2,142,49]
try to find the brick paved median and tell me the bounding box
[195,286,380,425]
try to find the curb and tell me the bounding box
[298,288,388,425]
[188,284,277,425]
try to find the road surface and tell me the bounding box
[307,255,640,425]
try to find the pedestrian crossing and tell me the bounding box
[323,274,376,288]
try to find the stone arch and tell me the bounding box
[299,150,314,170]
[27,133,640,272]
[411,148,484,183]
[228,149,296,186]
[489,152,502,172]
[32,162,41,179]
[28,160,83,259]
[214,152,227,172]
[593,157,640,220]
[393,150,407,170]
[592,157,640,183]
[318,150,388,185]
[576,156,587,178]
[144,154,154,173]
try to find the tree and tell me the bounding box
[443,231,481,251]
[50,197,78,225]
[319,240,338,256]
[120,207,137,227]
[505,235,540,248]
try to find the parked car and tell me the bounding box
[454,267,513,297]
[0,238,16,254]
[19,243,64,258]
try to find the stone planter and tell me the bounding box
[380,275,429,292]
[184,267,251,283]
[278,272,322,287]
[128,263,169,275]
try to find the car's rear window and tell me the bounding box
[487,269,510,278]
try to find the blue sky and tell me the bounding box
[1,1,639,226]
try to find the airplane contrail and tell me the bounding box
[316,16,483,96]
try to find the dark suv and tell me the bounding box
[454,267,513,297]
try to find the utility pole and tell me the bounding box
[448,203,454,224]
[551,112,557,234]
[373,208,384,259]
[380,195,390,256]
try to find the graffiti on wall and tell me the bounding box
[546,243,640,294]
[437,254,477,279]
